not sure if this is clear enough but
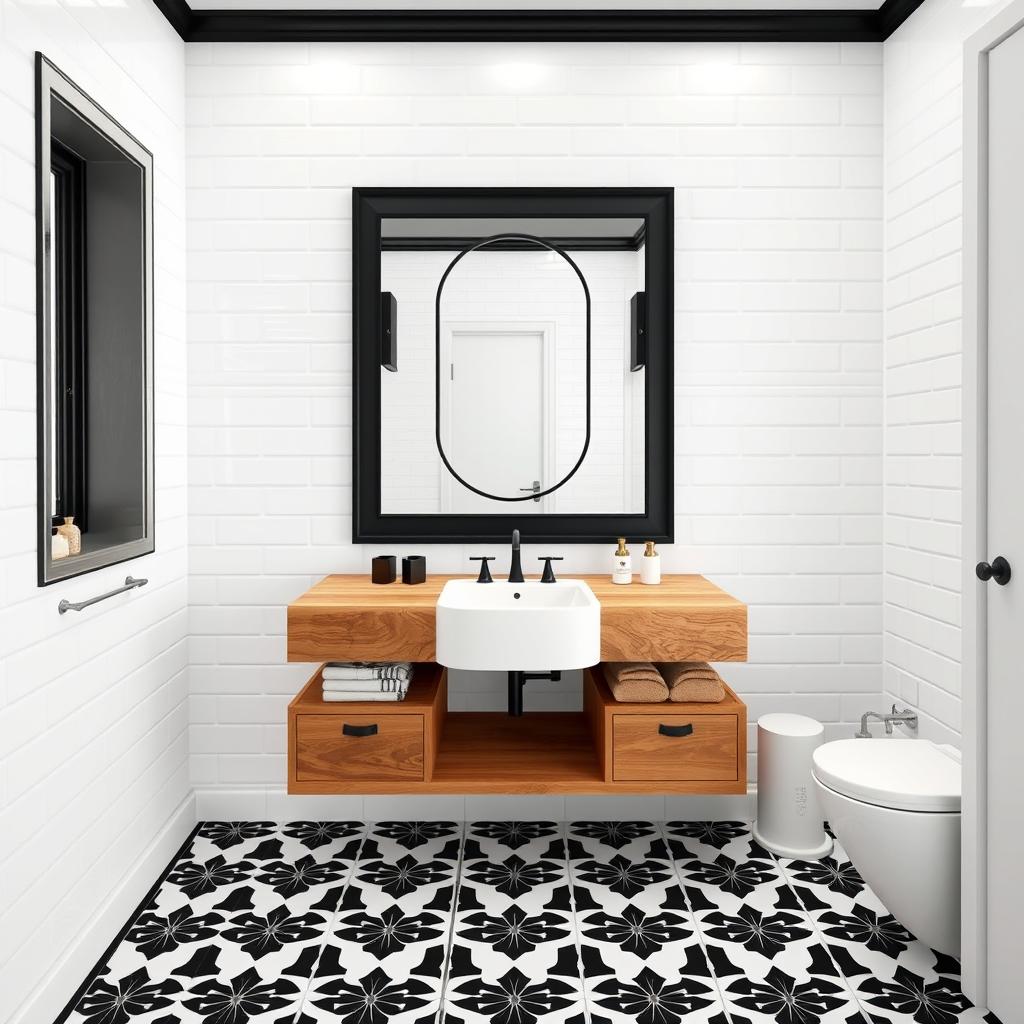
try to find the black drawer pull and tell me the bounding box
[343,723,379,738]
[659,723,694,738]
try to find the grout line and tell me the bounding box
[560,821,593,1024]
[289,820,372,1023]
[435,820,468,1024]
[656,819,737,1024]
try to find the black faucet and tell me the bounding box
[508,529,524,583]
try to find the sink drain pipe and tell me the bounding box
[507,670,562,716]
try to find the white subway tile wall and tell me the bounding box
[185,38,886,814]
[0,0,187,1021]
[882,0,1016,744]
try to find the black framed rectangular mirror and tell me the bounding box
[353,187,673,543]
[36,54,155,585]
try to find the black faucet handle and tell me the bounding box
[469,556,495,583]
[538,556,563,583]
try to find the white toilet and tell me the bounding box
[811,738,961,955]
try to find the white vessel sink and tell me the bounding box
[435,578,601,672]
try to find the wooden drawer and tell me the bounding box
[612,714,738,782]
[296,714,424,783]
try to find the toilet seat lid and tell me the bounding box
[812,739,961,812]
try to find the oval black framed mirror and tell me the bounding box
[434,233,592,504]
[352,186,673,544]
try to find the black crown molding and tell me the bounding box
[155,0,924,43]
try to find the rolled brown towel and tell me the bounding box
[656,662,726,703]
[605,662,670,703]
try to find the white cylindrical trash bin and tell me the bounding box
[752,713,833,859]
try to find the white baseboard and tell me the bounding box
[11,793,197,1024]
[194,785,756,822]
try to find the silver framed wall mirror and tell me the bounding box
[35,54,155,585]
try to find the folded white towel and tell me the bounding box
[323,678,408,694]
[323,662,412,682]
[322,691,405,702]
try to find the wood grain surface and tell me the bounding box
[287,574,747,663]
[611,714,738,782]
[295,714,424,782]
[287,662,748,795]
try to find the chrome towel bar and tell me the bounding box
[58,576,148,615]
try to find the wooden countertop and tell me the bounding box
[287,574,747,664]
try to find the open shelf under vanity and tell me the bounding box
[287,662,747,795]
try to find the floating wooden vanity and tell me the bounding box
[286,574,748,795]
[288,574,747,663]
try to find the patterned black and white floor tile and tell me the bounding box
[59,821,995,1024]
[302,821,463,1024]
[443,822,585,1024]
[776,831,990,1024]
[664,820,864,1024]
[65,821,365,1024]
[567,821,728,1024]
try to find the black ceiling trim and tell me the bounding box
[152,0,192,38]
[875,0,925,38]
[155,0,924,44]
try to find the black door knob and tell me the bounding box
[976,556,1012,586]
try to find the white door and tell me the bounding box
[442,326,551,514]
[985,25,1024,1021]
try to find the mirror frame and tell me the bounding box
[352,186,673,544]
[35,54,155,585]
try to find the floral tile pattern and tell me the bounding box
[776,834,990,1024]
[58,820,993,1024]
[664,820,863,1024]
[567,821,726,1024]
[443,822,585,1024]
[63,821,365,1024]
[303,821,463,1024]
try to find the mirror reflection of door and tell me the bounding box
[377,216,645,516]
[440,324,553,514]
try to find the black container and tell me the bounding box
[402,555,426,585]
[372,555,396,584]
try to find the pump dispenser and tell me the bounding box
[641,540,661,585]
[612,538,632,585]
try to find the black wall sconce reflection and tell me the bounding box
[380,291,398,372]
[630,291,646,372]
[434,232,592,503]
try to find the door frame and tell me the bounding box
[438,319,557,514]
[962,0,1024,1003]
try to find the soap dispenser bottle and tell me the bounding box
[640,540,661,585]
[612,538,632,585]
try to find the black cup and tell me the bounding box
[372,555,396,584]
[402,555,426,585]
